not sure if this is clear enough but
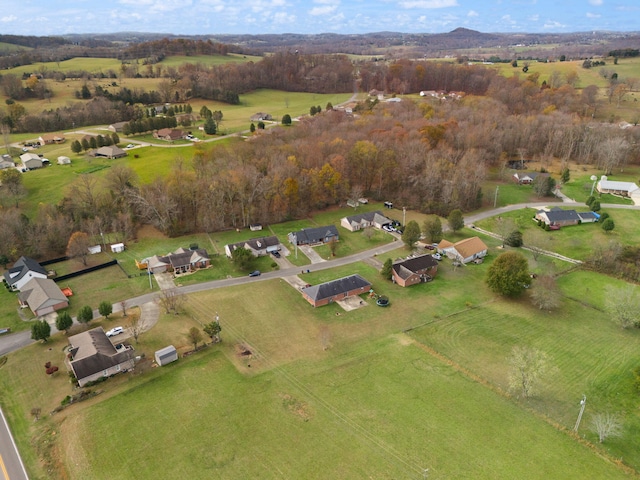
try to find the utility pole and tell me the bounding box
[573,394,587,432]
[494,185,499,208]
[403,206,406,226]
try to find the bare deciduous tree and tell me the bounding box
[66,231,91,266]
[128,311,142,344]
[604,285,640,329]
[508,346,549,399]
[530,275,561,311]
[591,412,623,443]
[157,288,187,315]
[524,228,549,261]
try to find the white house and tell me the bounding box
[596,175,639,199]
[340,211,391,232]
[3,256,48,291]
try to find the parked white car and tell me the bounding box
[106,326,124,337]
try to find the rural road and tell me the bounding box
[0,408,29,480]
[0,199,638,479]
[2,199,639,357]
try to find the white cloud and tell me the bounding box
[467,10,478,17]
[588,0,603,5]
[529,14,539,21]
[1,15,18,22]
[543,20,566,29]
[399,0,458,9]
[586,12,601,18]
[272,12,296,24]
[310,5,338,15]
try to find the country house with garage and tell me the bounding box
[301,274,372,307]
[535,207,581,227]
[596,175,640,201]
[38,133,65,145]
[154,128,184,141]
[143,247,210,274]
[67,327,136,387]
[392,254,439,287]
[439,237,488,264]
[3,256,48,291]
[340,211,391,232]
[225,236,281,258]
[93,145,127,159]
[288,225,339,246]
[18,277,69,316]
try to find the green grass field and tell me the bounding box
[2,261,639,479]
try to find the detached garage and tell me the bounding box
[155,345,178,366]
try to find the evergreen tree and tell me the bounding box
[380,258,393,280]
[204,117,217,135]
[282,114,292,126]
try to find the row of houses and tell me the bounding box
[3,256,69,316]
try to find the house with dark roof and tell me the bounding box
[578,211,600,223]
[301,274,372,308]
[18,277,68,316]
[224,236,280,258]
[67,327,136,387]
[392,254,439,287]
[340,210,391,232]
[143,247,210,274]
[535,207,580,227]
[3,256,48,291]
[512,172,549,185]
[288,226,339,246]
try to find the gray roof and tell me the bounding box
[542,209,580,223]
[392,254,438,280]
[227,236,280,253]
[290,225,339,244]
[343,210,391,226]
[69,327,135,380]
[577,211,598,221]
[18,277,67,312]
[3,256,47,286]
[302,274,371,302]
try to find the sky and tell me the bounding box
[1,0,639,37]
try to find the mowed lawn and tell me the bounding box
[2,256,640,478]
[51,276,635,480]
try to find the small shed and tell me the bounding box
[57,156,71,165]
[155,345,178,366]
[111,243,125,253]
[88,245,102,255]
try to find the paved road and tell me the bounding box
[0,408,29,480]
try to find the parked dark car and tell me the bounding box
[249,270,261,277]
[271,250,281,258]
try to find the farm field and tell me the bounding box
[1,262,639,479]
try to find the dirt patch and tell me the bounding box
[335,295,368,311]
[281,393,313,421]
[393,333,415,346]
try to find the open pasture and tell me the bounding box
[2,268,633,479]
